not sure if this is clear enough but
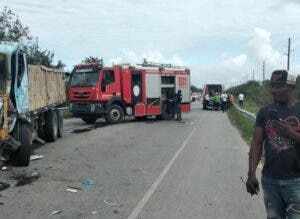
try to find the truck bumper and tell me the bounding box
[70,102,105,117]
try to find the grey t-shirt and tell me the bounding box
[255,102,300,179]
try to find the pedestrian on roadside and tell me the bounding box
[175,90,183,121]
[229,93,234,108]
[246,70,300,218]
[213,92,221,110]
[221,92,228,112]
[238,93,244,107]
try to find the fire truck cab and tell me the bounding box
[69,60,191,124]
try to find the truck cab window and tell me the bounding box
[0,54,6,95]
[17,53,25,87]
[104,70,115,84]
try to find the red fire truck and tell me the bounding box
[68,60,191,124]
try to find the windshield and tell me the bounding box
[70,68,99,87]
[0,54,6,95]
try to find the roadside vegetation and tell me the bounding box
[62,111,72,119]
[228,78,300,113]
[227,107,255,145]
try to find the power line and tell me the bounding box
[287,37,291,70]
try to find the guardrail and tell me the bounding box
[232,103,256,121]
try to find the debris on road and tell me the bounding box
[82,179,95,185]
[51,210,62,215]
[65,187,78,193]
[0,202,4,205]
[14,172,41,187]
[103,200,121,207]
[91,211,98,215]
[30,154,44,161]
[1,166,8,171]
[0,182,10,191]
[67,185,82,190]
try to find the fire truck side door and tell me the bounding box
[101,70,115,95]
[131,71,142,103]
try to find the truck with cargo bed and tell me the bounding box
[0,42,66,166]
[202,84,222,110]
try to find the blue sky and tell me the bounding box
[1,0,300,87]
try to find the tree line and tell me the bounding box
[0,7,102,69]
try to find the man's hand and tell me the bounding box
[246,175,259,196]
[272,119,292,137]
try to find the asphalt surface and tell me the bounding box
[0,102,265,219]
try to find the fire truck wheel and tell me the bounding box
[56,110,63,138]
[105,104,124,124]
[14,122,31,166]
[81,117,97,124]
[44,110,58,142]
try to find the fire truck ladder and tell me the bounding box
[137,59,187,70]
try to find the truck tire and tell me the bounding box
[105,105,124,124]
[14,122,31,166]
[44,110,58,142]
[56,110,63,138]
[81,117,97,124]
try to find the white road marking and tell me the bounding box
[127,119,201,219]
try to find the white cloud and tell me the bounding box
[247,27,286,70]
[1,1,300,84]
[109,49,184,66]
[190,54,248,88]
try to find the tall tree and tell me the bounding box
[0,7,65,69]
[82,56,103,64]
[0,7,32,41]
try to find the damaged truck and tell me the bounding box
[0,42,66,166]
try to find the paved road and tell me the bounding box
[0,102,265,219]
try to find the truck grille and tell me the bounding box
[73,92,91,99]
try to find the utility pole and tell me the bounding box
[252,69,255,81]
[263,60,265,81]
[287,37,291,70]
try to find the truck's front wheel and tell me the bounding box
[105,105,124,124]
[44,110,58,142]
[14,122,32,166]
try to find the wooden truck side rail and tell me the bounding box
[28,65,66,112]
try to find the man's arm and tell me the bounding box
[248,127,264,176]
[246,127,264,195]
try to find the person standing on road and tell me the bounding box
[213,92,221,110]
[221,92,228,112]
[229,93,234,108]
[238,93,244,107]
[246,70,300,218]
[176,90,183,121]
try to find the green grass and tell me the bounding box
[235,100,260,114]
[62,111,73,119]
[227,106,255,145]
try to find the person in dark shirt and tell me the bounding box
[176,90,183,121]
[246,70,300,218]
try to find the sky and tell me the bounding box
[1,0,300,88]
